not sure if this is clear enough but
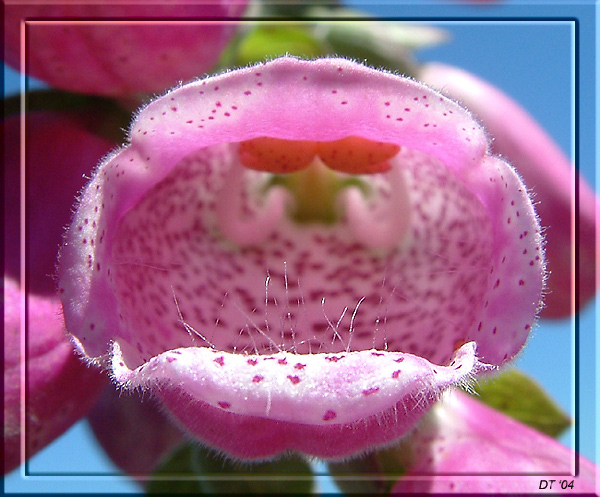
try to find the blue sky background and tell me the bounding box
[4,1,598,494]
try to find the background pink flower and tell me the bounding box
[391,389,597,494]
[3,1,248,97]
[419,63,598,318]
[3,111,114,473]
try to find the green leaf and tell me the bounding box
[327,443,412,495]
[234,25,326,66]
[471,368,572,438]
[147,444,314,494]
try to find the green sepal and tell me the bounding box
[218,8,448,78]
[471,368,572,438]
[147,443,314,494]
[234,24,326,66]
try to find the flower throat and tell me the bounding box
[239,136,400,225]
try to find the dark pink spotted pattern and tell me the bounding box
[110,146,492,368]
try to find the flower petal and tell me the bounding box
[391,389,598,494]
[58,57,544,459]
[113,341,478,421]
[419,62,597,317]
[4,278,107,474]
[4,110,115,473]
[4,2,247,97]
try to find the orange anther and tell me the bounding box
[238,136,400,175]
[238,137,318,173]
[316,137,400,174]
[453,338,467,352]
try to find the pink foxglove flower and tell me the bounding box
[58,57,545,460]
[391,389,597,494]
[3,2,247,97]
[4,112,111,473]
[419,63,598,318]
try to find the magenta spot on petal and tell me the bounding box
[167,356,176,363]
[394,357,405,363]
[89,323,95,330]
[214,356,225,366]
[287,375,301,385]
[294,363,306,370]
[252,375,263,383]
[247,358,258,366]
[278,358,288,365]
[362,387,380,396]
[323,410,337,421]
[218,401,230,409]
[519,280,525,286]
[392,370,402,379]
[371,352,384,357]
[119,362,124,367]
[341,101,348,105]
